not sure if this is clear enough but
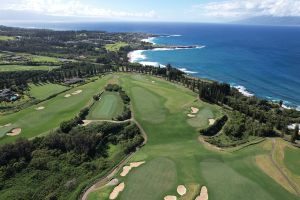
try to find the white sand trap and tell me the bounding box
[152,81,155,83]
[164,195,177,200]
[82,120,93,127]
[64,94,71,98]
[177,185,187,196]
[188,114,196,118]
[191,107,199,114]
[35,106,45,110]
[195,186,208,200]
[72,90,82,95]
[208,119,215,125]
[109,182,125,200]
[120,161,145,177]
[7,128,21,136]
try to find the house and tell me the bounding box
[0,89,19,102]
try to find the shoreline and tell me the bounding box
[128,35,300,111]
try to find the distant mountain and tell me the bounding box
[234,16,300,26]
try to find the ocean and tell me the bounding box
[8,22,300,109]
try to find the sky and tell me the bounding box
[0,0,300,23]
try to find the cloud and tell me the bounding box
[0,0,157,19]
[192,0,300,20]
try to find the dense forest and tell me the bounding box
[0,122,144,200]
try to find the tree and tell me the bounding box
[291,124,299,143]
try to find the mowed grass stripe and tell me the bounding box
[29,83,69,100]
[0,75,111,144]
[0,65,59,72]
[87,92,123,120]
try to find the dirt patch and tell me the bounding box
[6,128,21,136]
[177,185,187,196]
[208,118,215,125]
[195,186,208,200]
[35,106,45,110]
[82,120,93,127]
[72,90,82,95]
[120,161,145,177]
[188,114,196,118]
[164,195,177,200]
[109,182,125,200]
[191,107,199,114]
[107,178,119,186]
[256,155,295,194]
[64,94,71,98]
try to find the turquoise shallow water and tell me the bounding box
[11,22,300,109]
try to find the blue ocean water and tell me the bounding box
[10,22,300,109]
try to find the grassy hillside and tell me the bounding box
[29,83,69,100]
[0,65,59,72]
[88,73,298,200]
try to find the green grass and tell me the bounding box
[87,92,124,120]
[0,36,15,41]
[31,55,60,63]
[284,147,300,176]
[94,73,298,200]
[0,65,59,72]
[105,42,128,52]
[29,83,69,100]
[0,75,112,144]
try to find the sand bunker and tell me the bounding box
[195,186,208,200]
[6,128,21,136]
[120,161,145,177]
[188,114,196,118]
[208,118,215,125]
[64,94,71,98]
[164,196,177,200]
[35,106,45,110]
[72,90,82,95]
[109,182,125,200]
[191,107,199,114]
[82,120,93,127]
[177,185,187,196]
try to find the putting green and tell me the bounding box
[93,73,298,200]
[87,92,124,120]
[0,75,112,144]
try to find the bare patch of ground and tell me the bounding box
[187,114,196,118]
[256,155,295,193]
[164,195,177,200]
[107,178,119,186]
[109,182,125,200]
[195,186,208,200]
[64,94,71,98]
[120,161,145,177]
[191,107,199,114]
[177,185,187,196]
[82,120,93,127]
[208,118,215,125]
[6,128,21,136]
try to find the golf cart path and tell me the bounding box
[270,139,300,197]
[80,116,147,200]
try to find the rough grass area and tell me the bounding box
[87,92,124,120]
[0,75,112,144]
[0,65,59,72]
[105,42,128,52]
[29,83,69,100]
[0,36,15,41]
